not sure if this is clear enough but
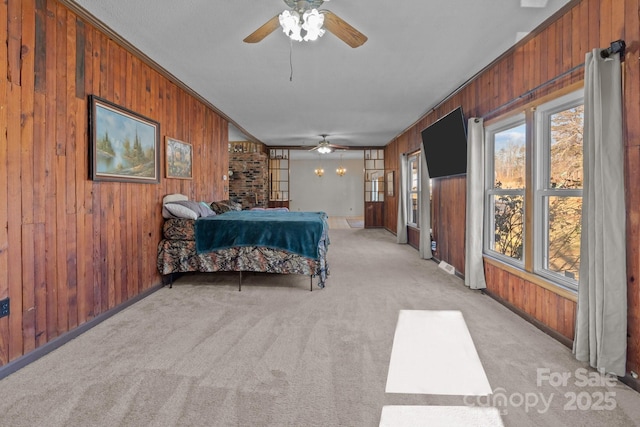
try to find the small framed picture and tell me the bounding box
[387,171,394,196]
[165,137,193,179]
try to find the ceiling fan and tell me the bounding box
[309,134,349,154]
[243,0,368,48]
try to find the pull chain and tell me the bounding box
[289,38,294,82]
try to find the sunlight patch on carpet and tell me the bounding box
[385,310,492,395]
[379,405,504,427]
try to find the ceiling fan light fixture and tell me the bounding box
[244,0,367,48]
[302,9,325,41]
[317,145,332,154]
[279,8,325,42]
[279,10,303,41]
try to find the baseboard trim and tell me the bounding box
[0,282,164,381]
[621,374,640,394]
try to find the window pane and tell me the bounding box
[547,196,582,280]
[550,105,584,189]
[491,194,524,261]
[407,154,420,226]
[494,124,526,189]
[410,193,418,225]
[410,159,419,192]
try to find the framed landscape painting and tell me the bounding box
[89,95,160,183]
[165,137,193,179]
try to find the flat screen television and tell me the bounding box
[420,107,467,178]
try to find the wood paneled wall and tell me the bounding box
[484,259,577,341]
[383,136,399,233]
[384,0,640,376]
[430,176,466,273]
[0,0,229,366]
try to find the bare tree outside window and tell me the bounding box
[490,124,526,261]
[485,92,583,290]
[407,154,420,226]
[546,105,583,280]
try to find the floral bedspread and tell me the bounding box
[162,218,197,241]
[157,218,329,288]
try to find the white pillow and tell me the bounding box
[162,193,188,219]
[164,203,198,220]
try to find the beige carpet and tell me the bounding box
[346,217,364,229]
[0,228,639,426]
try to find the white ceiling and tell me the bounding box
[70,0,571,149]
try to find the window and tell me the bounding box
[483,90,583,292]
[365,149,385,202]
[534,91,583,289]
[485,115,527,265]
[407,153,420,227]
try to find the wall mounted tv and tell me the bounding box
[420,107,468,178]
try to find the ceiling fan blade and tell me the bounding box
[322,11,367,48]
[243,15,281,43]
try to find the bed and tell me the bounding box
[156,200,330,291]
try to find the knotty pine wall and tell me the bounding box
[384,0,640,378]
[0,0,229,367]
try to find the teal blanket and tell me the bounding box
[195,211,328,259]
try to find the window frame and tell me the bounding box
[484,113,527,268]
[407,152,420,227]
[483,88,584,295]
[533,90,584,291]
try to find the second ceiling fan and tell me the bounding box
[309,135,349,154]
[244,0,368,48]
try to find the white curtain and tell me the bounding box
[418,151,432,259]
[396,153,408,243]
[573,50,627,376]
[464,118,487,289]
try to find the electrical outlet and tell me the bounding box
[0,297,9,318]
